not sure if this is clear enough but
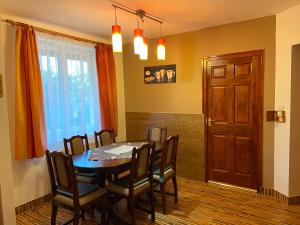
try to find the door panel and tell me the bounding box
[212,87,227,122]
[235,85,251,124]
[204,50,263,189]
[234,136,252,174]
[212,134,227,170]
[212,65,226,78]
[234,62,251,78]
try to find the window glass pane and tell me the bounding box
[36,33,101,150]
[41,55,47,72]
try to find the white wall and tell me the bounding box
[0,23,16,225]
[1,14,127,207]
[275,3,300,196]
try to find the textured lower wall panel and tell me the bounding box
[15,194,51,215]
[126,112,205,181]
[260,187,300,205]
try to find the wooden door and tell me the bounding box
[203,50,263,189]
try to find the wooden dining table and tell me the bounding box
[73,141,163,186]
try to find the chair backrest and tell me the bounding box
[94,129,116,148]
[161,135,179,171]
[147,125,167,142]
[130,143,154,186]
[45,150,79,199]
[64,134,89,155]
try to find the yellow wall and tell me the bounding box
[123,16,276,187]
[0,23,16,225]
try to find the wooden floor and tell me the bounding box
[17,177,300,225]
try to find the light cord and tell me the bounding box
[114,6,118,25]
[160,22,162,37]
[136,13,140,28]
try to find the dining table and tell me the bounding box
[73,141,163,186]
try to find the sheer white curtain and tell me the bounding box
[36,32,101,150]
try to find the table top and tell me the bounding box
[73,141,162,171]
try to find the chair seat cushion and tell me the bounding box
[55,185,106,207]
[75,171,97,183]
[76,175,97,184]
[107,176,150,196]
[153,167,175,183]
[76,171,97,177]
[114,175,149,188]
[58,183,98,198]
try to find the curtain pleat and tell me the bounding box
[15,26,47,159]
[95,45,118,135]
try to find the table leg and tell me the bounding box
[97,172,106,187]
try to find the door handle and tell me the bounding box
[208,117,215,127]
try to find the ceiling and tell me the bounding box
[1,0,300,43]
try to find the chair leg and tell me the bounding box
[91,204,95,217]
[149,190,155,222]
[81,208,85,221]
[101,211,106,224]
[51,204,57,225]
[113,173,119,181]
[160,183,167,214]
[172,176,178,203]
[129,198,136,225]
[127,199,130,211]
[73,208,80,225]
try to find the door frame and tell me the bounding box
[202,50,264,191]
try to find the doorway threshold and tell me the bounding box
[208,181,256,193]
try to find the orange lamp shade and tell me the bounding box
[134,28,143,55]
[139,37,148,60]
[112,25,122,52]
[157,38,165,60]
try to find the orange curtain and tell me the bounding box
[15,26,47,159]
[95,45,118,135]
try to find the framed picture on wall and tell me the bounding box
[144,64,176,84]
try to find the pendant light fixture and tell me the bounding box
[140,37,148,60]
[111,1,164,60]
[157,22,166,60]
[134,14,143,55]
[112,6,122,52]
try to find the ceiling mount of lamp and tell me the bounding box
[111,1,166,61]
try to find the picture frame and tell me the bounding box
[144,64,176,84]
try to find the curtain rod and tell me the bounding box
[1,19,111,46]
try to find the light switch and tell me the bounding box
[0,74,3,97]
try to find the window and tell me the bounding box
[36,32,101,150]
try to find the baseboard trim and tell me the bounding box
[15,193,51,215]
[259,187,300,205]
[208,181,256,192]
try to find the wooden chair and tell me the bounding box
[95,129,120,181]
[147,125,167,143]
[148,125,167,166]
[153,135,179,214]
[94,129,116,148]
[64,134,97,184]
[107,143,155,225]
[64,134,89,155]
[45,150,107,225]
